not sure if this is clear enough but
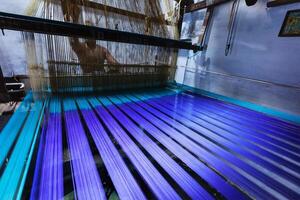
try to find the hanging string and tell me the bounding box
[225,0,240,56]
[22,0,177,94]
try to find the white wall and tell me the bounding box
[0,0,32,76]
[175,0,300,115]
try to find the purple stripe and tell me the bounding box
[155,92,300,155]
[133,93,300,199]
[125,94,294,199]
[30,116,48,200]
[76,98,146,200]
[88,97,181,200]
[166,93,300,160]
[182,91,300,131]
[63,100,106,200]
[114,96,246,200]
[180,93,300,144]
[155,93,300,173]
[105,97,212,200]
[39,113,64,199]
[183,93,300,137]
[30,101,64,200]
[121,95,264,196]
[145,95,300,188]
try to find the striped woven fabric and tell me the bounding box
[1,89,300,199]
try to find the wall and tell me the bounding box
[175,0,300,116]
[0,0,32,76]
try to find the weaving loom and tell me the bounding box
[1,0,300,200]
[22,0,178,94]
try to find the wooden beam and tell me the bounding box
[47,60,171,68]
[55,0,171,25]
[0,12,201,51]
[186,0,230,13]
[73,0,146,20]
[198,8,214,48]
[267,0,300,7]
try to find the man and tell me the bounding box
[69,37,119,73]
[61,0,119,73]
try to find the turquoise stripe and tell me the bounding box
[76,97,92,110]
[172,84,300,125]
[115,95,132,104]
[63,98,77,111]
[0,99,44,199]
[108,96,123,105]
[98,97,113,106]
[88,97,101,108]
[0,93,33,167]
[16,98,47,199]
[49,97,61,114]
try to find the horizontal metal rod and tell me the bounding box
[184,67,300,90]
[0,12,200,51]
[47,60,171,68]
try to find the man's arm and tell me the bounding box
[61,0,85,54]
[61,0,80,23]
[104,49,119,64]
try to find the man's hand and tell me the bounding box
[61,0,80,23]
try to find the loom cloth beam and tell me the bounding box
[0,12,200,51]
